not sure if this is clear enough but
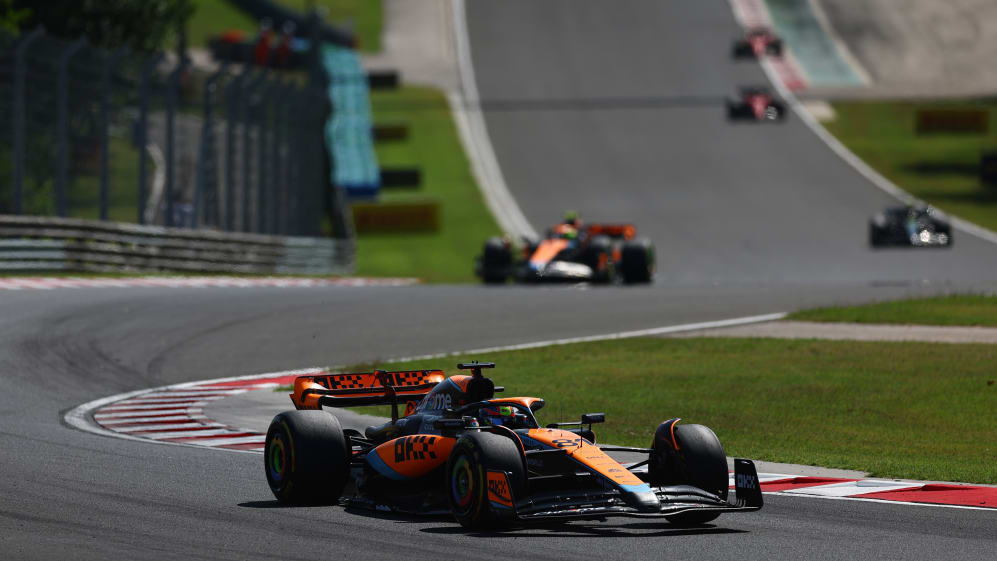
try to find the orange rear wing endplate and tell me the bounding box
[585,224,635,240]
[291,369,445,410]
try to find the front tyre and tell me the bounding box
[620,238,655,283]
[446,431,525,529]
[650,422,728,525]
[264,410,349,505]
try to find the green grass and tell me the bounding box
[330,337,997,484]
[826,100,997,232]
[353,86,501,283]
[187,0,382,53]
[790,294,997,326]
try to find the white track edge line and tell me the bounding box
[449,0,537,240]
[727,0,997,248]
[764,490,996,513]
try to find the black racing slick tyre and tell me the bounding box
[585,235,615,283]
[446,431,525,529]
[265,410,349,505]
[620,238,654,283]
[481,237,512,284]
[650,423,729,526]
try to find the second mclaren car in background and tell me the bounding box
[476,215,655,284]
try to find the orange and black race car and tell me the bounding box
[264,362,763,529]
[476,215,655,284]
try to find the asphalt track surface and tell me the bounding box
[2,1,996,559]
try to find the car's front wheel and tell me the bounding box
[650,422,728,525]
[446,431,525,529]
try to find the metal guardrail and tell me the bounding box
[0,215,353,274]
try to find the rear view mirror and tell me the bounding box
[581,413,605,424]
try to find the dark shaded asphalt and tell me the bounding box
[2,0,996,559]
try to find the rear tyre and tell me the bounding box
[620,238,655,283]
[650,423,728,526]
[869,224,884,247]
[264,410,349,505]
[481,237,512,284]
[584,235,615,283]
[447,431,525,529]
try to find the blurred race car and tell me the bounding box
[264,362,763,529]
[475,214,655,284]
[727,86,786,121]
[732,27,783,58]
[869,205,953,248]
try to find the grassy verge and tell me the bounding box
[789,294,997,326]
[826,99,997,232]
[309,337,996,484]
[354,86,501,283]
[187,0,382,53]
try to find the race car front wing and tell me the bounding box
[515,458,763,522]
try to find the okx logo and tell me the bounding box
[486,470,513,508]
[393,435,438,463]
[736,473,758,490]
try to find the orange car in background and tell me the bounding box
[476,215,655,284]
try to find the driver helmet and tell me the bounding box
[480,405,525,427]
[562,210,581,227]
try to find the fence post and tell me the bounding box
[194,65,227,229]
[256,76,277,233]
[242,70,267,232]
[55,38,86,218]
[99,48,128,221]
[164,60,187,227]
[224,67,249,231]
[272,79,288,235]
[12,28,44,215]
[136,54,161,225]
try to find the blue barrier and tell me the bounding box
[321,44,381,199]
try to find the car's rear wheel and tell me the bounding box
[446,431,525,529]
[584,235,615,283]
[481,237,512,284]
[620,238,655,283]
[650,422,728,525]
[869,224,884,247]
[265,410,349,505]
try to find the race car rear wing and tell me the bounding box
[585,224,635,240]
[291,369,444,418]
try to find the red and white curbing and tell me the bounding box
[0,276,418,291]
[728,0,809,91]
[69,369,997,511]
[81,372,310,453]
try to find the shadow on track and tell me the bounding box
[421,522,747,538]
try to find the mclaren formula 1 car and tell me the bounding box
[869,205,953,248]
[476,220,655,284]
[732,27,784,59]
[726,86,786,122]
[264,362,763,529]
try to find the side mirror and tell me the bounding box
[581,413,605,425]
